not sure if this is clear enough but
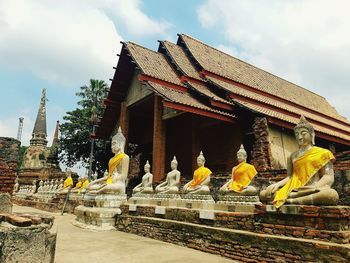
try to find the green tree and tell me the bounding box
[59,79,112,174]
[17,146,28,171]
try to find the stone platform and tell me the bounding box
[116,204,350,262]
[0,211,56,263]
[74,194,127,230]
[215,194,261,213]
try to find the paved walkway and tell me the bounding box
[13,205,236,263]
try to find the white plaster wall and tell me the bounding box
[268,126,298,169]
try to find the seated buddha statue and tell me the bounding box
[183,151,211,195]
[132,161,154,194]
[58,168,74,194]
[219,144,258,195]
[86,127,129,195]
[260,116,339,208]
[71,177,83,193]
[13,177,19,194]
[78,176,90,194]
[37,180,44,194]
[155,156,181,194]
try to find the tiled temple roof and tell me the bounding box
[97,34,350,145]
[178,34,349,124]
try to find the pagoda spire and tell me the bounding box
[51,120,59,147]
[30,88,48,147]
[47,120,60,167]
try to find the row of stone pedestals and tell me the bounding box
[12,191,350,262]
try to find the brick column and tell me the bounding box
[0,137,20,194]
[119,102,129,152]
[152,96,166,183]
[251,117,273,171]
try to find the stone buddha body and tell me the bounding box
[155,156,181,194]
[183,151,211,195]
[13,177,19,193]
[132,161,154,194]
[219,144,258,196]
[86,127,129,195]
[260,116,339,208]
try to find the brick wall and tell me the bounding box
[0,137,20,194]
[117,205,350,262]
[251,117,273,171]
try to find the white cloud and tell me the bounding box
[197,0,350,120]
[0,115,34,145]
[0,0,171,86]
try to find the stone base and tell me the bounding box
[177,194,215,210]
[128,193,181,207]
[216,194,261,212]
[74,206,122,230]
[74,194,127,230]
[0,193,12,213]
[0,212,56,263]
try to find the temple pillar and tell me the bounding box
[191,115,200,173]
[152,96,166,183]
[119,102,129,151]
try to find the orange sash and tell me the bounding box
[273,146,334,208]
[228,162,257,192]
[106,153,127,184]
[189,166,212,188]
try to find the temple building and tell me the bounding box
[19,89,64,184]
[95,34,350,183]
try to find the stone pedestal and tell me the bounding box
[215,194,261,213]
[128,193,156,206]
[0,193,12,213]
[177,194,215,210]
[74,194,127,230]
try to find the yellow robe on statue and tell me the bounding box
[106,153,127,184]
[229,162,257,192]
[189,166,212,188]
[273,146,335,208]
[74,181,82,189]
[63,176,73,188]
[78,179,90,194]
[81,179,90,189]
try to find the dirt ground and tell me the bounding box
[13,205,236,263]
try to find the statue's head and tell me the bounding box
[39,180,43,186]
[111,127,126,154]
[171,156,178,170]
[294,116,315,146]
[65,168,72,177]
[197,151,205,167]
[237,144,247,163]
[144,160,151,173]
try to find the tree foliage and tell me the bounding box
[59,79,112,174]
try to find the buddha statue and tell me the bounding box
[260,116,339,208]
[37,180,44,194]
[52,179,59,193]
[132,161,154,194]
[57,178,64,192]
[183,151,211,195]
[155,156,181,194]
[78,176,90,194]
[58,168,74,194]
[13,177,19,194]
[71,177,83,193]
[28,180,37,196]
[86,127,129,195]
[219,144,258,195]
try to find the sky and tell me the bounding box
[1,0,349,173]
